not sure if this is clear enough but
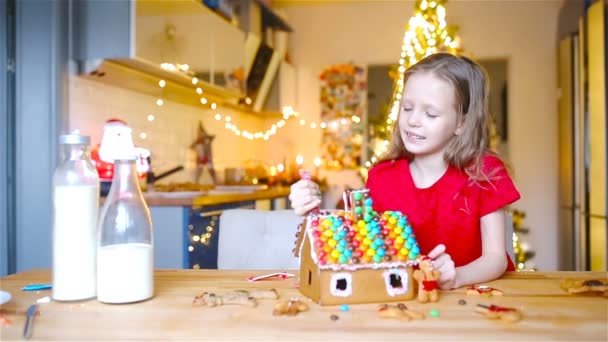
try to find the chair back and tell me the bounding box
[506,212,515,263]
[218,209,302,270]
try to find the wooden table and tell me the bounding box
[1,270,606,340]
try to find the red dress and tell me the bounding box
[367,155,520,270]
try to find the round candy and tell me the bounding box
[340,304,350,312]
[353,192,362,201]
[429,309,440,317]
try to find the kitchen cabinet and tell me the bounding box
[74,0,246,107]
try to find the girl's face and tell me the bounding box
[398,72,464,160]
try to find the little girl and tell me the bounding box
[290,53,520,290]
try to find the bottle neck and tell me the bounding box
[111,159,142,195]
[61,143,90,162]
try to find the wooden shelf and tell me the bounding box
[81,59,281,118]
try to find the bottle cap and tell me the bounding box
[59,130,91,145]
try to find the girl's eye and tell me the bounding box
[426,112,438,118]
[403,107,412,112]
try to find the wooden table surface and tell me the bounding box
[0,270,606,341]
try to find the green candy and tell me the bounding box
[353,192,362,201]
[429,309,440,317]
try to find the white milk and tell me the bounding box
[52,184,98,301]
[97,243,154,303]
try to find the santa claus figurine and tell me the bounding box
[91,119,150,183]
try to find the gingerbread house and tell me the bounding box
[294,189,421,305]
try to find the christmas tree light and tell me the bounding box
[366,0,461,168]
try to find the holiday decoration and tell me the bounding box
[366,0,461,168]
[319,63,367,169]
[511,209,536,271]
[190,121,217,184]
[294,188,421,305]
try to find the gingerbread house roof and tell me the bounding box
[299,189,420,271]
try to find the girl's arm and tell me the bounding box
[430,209,509,289]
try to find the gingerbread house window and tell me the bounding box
[383,269,409,296]
[330,273,353,297]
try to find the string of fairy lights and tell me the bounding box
[149,63,360,142]
[364,0,460,168]
[147,0,458,164]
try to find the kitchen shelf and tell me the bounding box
[82,59,282,118]
[255,0,293,32]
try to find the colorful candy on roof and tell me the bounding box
[306,189,420,270]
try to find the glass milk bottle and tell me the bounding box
[97,155,154,304]
[52,132,99,301]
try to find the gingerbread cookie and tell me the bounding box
[377,303,425,321]
[475,304,522,323]
[272,298,309,316]
[466,284,503,297]
[561,278,607,295]
[413,256,441,303]
[192,289,278,307]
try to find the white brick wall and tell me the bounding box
[69,76,277,184]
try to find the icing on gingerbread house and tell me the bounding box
[294,189,421,305]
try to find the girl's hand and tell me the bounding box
[289,180,322,216]
[428,244,457,290]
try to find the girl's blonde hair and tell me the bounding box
[377,53,500,181]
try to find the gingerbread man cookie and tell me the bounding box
[377,303,425,321]
[272,298,309,316]
[466,284,504,297]
[192,289,278,307]
[561,279,607,295]
[475,304,522,323]
[413,255,441,303]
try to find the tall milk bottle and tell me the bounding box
[52,131,99,301]
[97,150,154,304]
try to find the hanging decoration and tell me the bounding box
[365,0,461,168]
[319,63,367,170]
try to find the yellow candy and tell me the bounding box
[399,248,409,256]
[396,236,404,244]
[359,228,368,236]
[366,248,375,257]
[328,239,337,248]
[363,237,372,246]
[331,250,340,259]
[357,220,366,228]
[394,227,403,234]
[328,256,338,264]
[389,217,397,225]
[323,229,333,237]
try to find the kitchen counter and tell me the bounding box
[0,270,606,340]
[140,186,291,207]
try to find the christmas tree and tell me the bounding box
[366,0,461,167]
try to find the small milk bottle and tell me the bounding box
[97,155,154,304]
[52,131,99,301]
